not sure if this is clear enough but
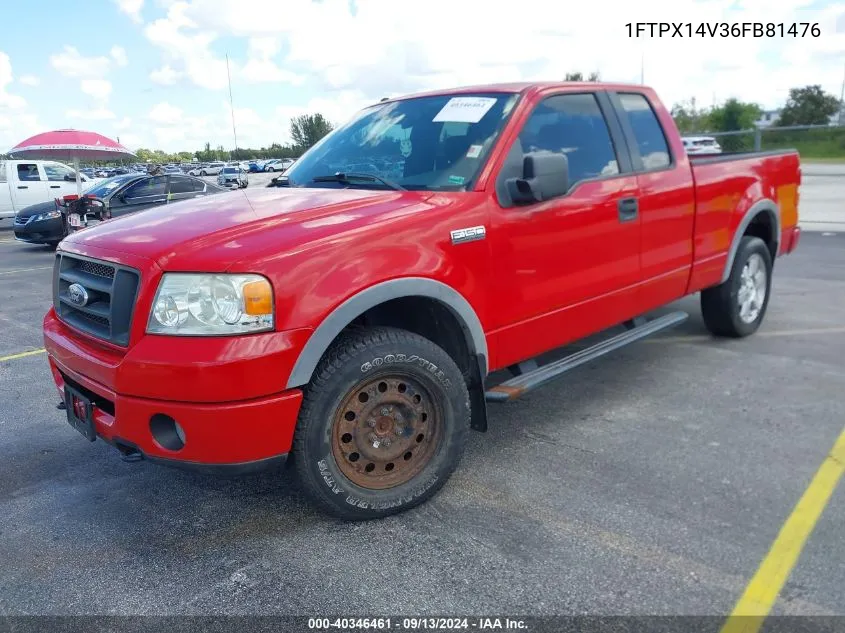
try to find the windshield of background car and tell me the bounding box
[284,92,520,191]
[222,167,238,174]
[84,174,138,197]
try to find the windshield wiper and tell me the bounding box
[311,172,406,191]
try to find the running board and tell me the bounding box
[485,311,689,403]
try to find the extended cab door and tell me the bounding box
[10,162,50,210]
[42,161,91,198]
[609,91,695,310]
[488,91,643,367]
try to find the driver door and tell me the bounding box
[488,91,643,367]
[108,176,168,217]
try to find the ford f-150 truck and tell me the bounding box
[43,82,801,519]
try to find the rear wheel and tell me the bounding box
[292,327,470,519]
[701,236,772,337]
[200,170,207,177]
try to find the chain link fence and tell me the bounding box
[686,123,845,159]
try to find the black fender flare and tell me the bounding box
[285,277,488,389]
[720,198,780,284]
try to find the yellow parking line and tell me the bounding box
[0,266,52,276]
[649,326,845,344]
[720,426,845,633]
[0,348,46,362]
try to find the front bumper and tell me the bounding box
[44,309,308,468]
[14,217,64,244]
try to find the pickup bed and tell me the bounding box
[43,82,800,519]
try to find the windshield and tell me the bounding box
[284,92,519,191]
[84,174,138,197]
[222,167,238,174]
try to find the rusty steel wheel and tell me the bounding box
[293,326,471,519]
[331,374,443,490]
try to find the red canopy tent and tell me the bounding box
[7,129,136,195]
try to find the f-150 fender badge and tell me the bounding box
[450,225,486,245]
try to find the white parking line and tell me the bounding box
[0,266,52,275]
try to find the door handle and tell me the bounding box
[17,185,28,189]
[50,185,61,189]
[617,197,638,222]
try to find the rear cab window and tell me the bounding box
[616,93,672,171]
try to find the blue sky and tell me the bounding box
[1,0,843,154]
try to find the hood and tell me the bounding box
[62,187,432,270]
[16,200,57,220]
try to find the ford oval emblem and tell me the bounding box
[67,283,89,307]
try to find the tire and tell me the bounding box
[292,326,471,520]
[267,167,275,172]
[200,171,207,177]
[701,236,773,338]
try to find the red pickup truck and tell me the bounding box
[44,82,801,519]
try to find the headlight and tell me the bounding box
[33,210,62,222]
[147,273,274,335]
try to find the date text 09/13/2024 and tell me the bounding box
[625,22,821,37]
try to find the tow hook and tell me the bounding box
[117,445,144,463]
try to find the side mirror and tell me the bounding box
[505,151,569,205]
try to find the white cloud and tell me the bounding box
[144,4,231,90]
[148,102,184,124]
[110,46,129,67]
[80,79,113,100]
[149,0,845,111]
[115,116,133,130]
[241,37,303,85]
[0,52,26,109]
[19,74,40,86]
[0,111,40,151]
[50,46,113,78]
[150,64,182,85]
[65,108,117,121]
[114,0,144,23]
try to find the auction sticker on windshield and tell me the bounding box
[433,97,497,123]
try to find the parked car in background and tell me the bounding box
[1,160,98,220]
[14,173,227,246]
[199,161,225,176]
[163,166,182,175]
[217,166,249,188]
[262,159,285,172]
[682,136,722,155]
[248,160,265,173]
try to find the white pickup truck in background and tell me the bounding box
[0,160,99,220]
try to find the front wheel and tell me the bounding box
[701,235,773,337]
[292,327,471,519]
[266,167,275,172]
[200,171,207,176]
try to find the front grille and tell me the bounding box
[14,215,28,226]
[77,260,115,280]
[53,253,140,346]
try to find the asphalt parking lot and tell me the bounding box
[0,172,843,618]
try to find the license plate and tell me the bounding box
[65,386,96,442]
[68,213,82,227]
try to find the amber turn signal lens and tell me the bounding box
[242,279,273,315]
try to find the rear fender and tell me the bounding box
[720,198,780,283]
